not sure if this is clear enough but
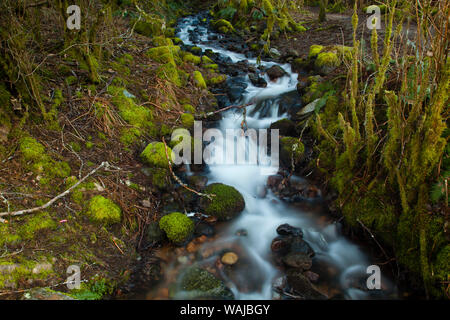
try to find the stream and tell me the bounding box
[139,12,398,300]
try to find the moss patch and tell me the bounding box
[140,142,173,169]
[193,71,207,89]
[84,196,122,226]
[159,212,194,243]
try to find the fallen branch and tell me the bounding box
[162,137,214,201]
[201,102,254,118]
[0,162,114,223]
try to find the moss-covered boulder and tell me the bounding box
[134,19,164,38]
[200,183,245,221]
[315,52,340,74]
[140,142,173,169]
[280,137,305,169]
[308,45,324,58]
[182,53,201,65]
[171,267,234,300]
[269,119,297,137]
[159,212,194,243]
[85,196,122,226]
[146,45,181,65]
[193,71,207,89]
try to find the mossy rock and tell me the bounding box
[84,196,122,226]
[171,267,234,300]
[189,46,203,56]
[269,119,297,137]
[182,53,201,65]
[201,55,214,65]
[146,45,181,65]
[315,52,341,74]
[140,142,173,169]
[280,137,305,169]
[200,183,245,221]
[207,74,227,86]
[134,19,164,38]
[159,212,194,243]
[193,71,207,89]
[308,45,324,58]
[181,113,194,128]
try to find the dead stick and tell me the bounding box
[162,137,214,201]
[0,162,113,223]
[202,102,253,118]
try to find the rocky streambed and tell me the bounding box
[122,12,398,301]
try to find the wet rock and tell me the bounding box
[297,98,320,120]
[269,119,297,137]
[267,175,283,189]
[172,267,234,300]
[226,76,248,102]
[271,236,292,255]
[248,73,267,88]
[194,222,215,237]
[277,224,303,238]
[290,238,315,257]
[266,65,287,80]
[278,90,303,119]
[286,269,328,300]
[304,271,320,282]
[269,48,281,58]
[256,185,267,198]
[221,252,239,265]
[235,229,248,237]
[22,288,75,300]
[282,252,312,270]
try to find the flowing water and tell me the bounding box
[141,13,397,300]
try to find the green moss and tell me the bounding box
[85,141,94,149]
[201,55,214,65]
[183,104,196,114]
[189,46,202,55]
[146,45,181,65]
[65,76,77,86]
[0,257,54,290]
[280,136,305,168]
[107,86,154,132]
[18,212,57,240]
[433,244,449,291]
[0,224,21,247]
[207,74,227,86]
[120,127,142,146]
[111,62,130,76]
[140,142,173,168]
[200,183,245,221]
[213,19,235,33]
[134,19,164,38]
[173,267,234,300]
[193,71,207,89]
[309,45,324,58]
[203,64,219,71]
[159,212,194,243]
[315,52,341,71]
[152,36,173,47]
[181,113,194,128]
[183,53,201,65]
[70,141,81,153]
[19,136,71,183]
[148,168,171,190]
[84,196,122,226]
[157,63,182,87]
[69,277,115,300]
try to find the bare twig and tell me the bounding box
[161,137,214,201]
